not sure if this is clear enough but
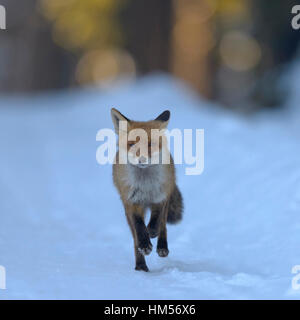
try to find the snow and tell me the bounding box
[0,72,300,299]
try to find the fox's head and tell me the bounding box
[111,108,170,168]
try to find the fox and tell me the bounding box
[111,108,183,272]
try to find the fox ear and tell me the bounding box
[111,108,130,133]
[155,110,170,128]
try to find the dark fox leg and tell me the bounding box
[127,217,148,271]
[134,240,149,272]
[147,204,161,238]
[156,200,169,257]
[133,214,152,256]
[126,204,152,272]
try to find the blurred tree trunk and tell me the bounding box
[170,0,214,99]
[251,0,300,107]
[252,0,300,67]
[120,0,173,74]
[0,0,75,93]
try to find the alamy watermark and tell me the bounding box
[291,265,300,290]
[0,265,6,289]
[292,5,300,30]
[96,122,204,176]
[0,5,6,30]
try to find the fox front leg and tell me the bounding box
[134,243,149,272]
[126,204,152,271]
[125,207,149,272]
[133,214,152,272]
[133,214,153,256]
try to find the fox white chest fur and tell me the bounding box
[123,164,167,205]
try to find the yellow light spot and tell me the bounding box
[220,31,261,72]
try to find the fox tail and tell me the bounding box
[167,185,183,224]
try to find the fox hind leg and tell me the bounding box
[147,204,161,238]
[156,200,169,258]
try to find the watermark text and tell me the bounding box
[292,5,300,30]
[0,5,6,30]
[0,265,6,289]
[96,123,204,176]
[292,265,300,290]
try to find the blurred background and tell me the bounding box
[1,0,300,112]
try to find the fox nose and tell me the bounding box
[139,156,147,164]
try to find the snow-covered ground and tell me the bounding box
[0,70,300,299]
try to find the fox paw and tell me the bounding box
[138,241,153,256]
[157,248,169,257]
[135,263,149,272]
[157,238,169,257]
[147,226,158,239]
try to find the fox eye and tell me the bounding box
[128,142,135,148]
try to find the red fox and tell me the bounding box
[111,108,183,272]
